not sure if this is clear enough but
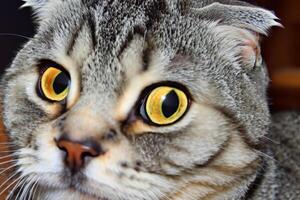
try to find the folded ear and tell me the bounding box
[191,2,282,35]
[190,2,282,69]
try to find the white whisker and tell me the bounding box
[0,33,31,40]
[0,146,16,150]
[0,143,16,146]
[0,159,17,166]
[0,155,14,160]
[253,149,277,163]
[0,150,18,154]
[29,176,40,200]
[20,178,33,200]
[5,175,25,200]
[0,163,20,177]
[0,152,23,160]
[0,171,21,197]
[3,176,24,200]
[14,176,29,200]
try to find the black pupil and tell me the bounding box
[162,90,180,118]
[53,72,69,94]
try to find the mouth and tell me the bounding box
[37,171,122,200]
[61,171,85,186]
[59,174,110,200]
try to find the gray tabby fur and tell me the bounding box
[0,0,298,199]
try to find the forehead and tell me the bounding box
[44,0,168,52]
[37,2,210,80]
[40,0,213,59]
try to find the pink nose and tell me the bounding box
[56,138,101,172]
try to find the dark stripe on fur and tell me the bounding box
[66,19,85,56]
[86,12,97,50]
[212,105,261,148]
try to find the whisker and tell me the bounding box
[0,146,17,150]
[253,149,277,163]
[0,155,13,160]
[0,141,15,145]
[0,141,13,144]
[14,177,28,200]
[29,176,40,200]
[26,176,39,200]
[0,171,21,197]
[0,153,21,160]
[2,177,23,200]
[20,178,33,200]
[5,176,25,200]
[261,135,280,145]
[0,159,18,166]
[0,163,20,177]
[0,148,17,152]
[0,150,18,154]
[0,33,31,40]
[0,163,20,176]
[0,144,16,148]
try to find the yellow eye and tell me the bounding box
[144,86,189,125]
[40,67,70,101]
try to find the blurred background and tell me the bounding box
[255,0,300,111]
[0,0,299,199]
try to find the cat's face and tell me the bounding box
[1,0,279,199]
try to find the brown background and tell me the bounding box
[0,0,300,199]
[256,0,300,111]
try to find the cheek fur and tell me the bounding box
[164,104,231,167]
[133,103,232,174]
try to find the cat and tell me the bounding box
[0,0,299,199]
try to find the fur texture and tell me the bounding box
[1,0,298,200]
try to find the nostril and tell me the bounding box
[81,146,100,157]
[56,141,67,152]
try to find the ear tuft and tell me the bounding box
[21,0,52,20]
[191,2,282,35]
[21,0,48,10]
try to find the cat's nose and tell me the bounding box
[56,137,102,172]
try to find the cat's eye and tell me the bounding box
[39,67,70,102]
[140,86,189,125]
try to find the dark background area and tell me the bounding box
[0,1,35,74]
[0,0,299,111]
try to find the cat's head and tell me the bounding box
[1,0,280,199]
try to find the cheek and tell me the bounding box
[27,124,65,175]
[162,104,232,170]
[130,104,232,175]
[130,133,170,172]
